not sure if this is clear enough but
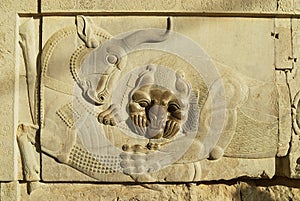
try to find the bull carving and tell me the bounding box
[75,16,172,106]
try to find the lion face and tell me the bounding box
[129,84,188,139]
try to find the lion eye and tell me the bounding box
[138,100,149,108]
[168,103,180,113]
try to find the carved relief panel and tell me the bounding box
[287,19,300,179]
[18,16,282,183]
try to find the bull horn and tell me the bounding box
[122,17,172,50]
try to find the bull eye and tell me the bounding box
[97,93,105,101]
[137,100,150,108]
[168,103,180,113]
[106,54,118,64]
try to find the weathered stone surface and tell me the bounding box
[278,0,294,12]
[0,0,37,180]
[240,182,300,201]
[294,0,300,13]
[15,181,300,201]
[41,0,277,13]
[200,158,275,181]
[1,0,37,14]
[19,183,189,201]
[286,18,300,179]
[292,19,300,73]
[1,182,20,201]
[276,70,292,157]
[17,18,41,183]
[189,183,240,201]
[275,19,293,70]
[0,14,17,180]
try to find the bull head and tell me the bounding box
[76,16,172,106]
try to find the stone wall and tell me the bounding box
[1,0,300,200]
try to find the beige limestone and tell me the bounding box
[38,16,279,182]
[10,181,300,201]
[19,182,190,201]
[275,19,293,70]
[0,12,17,181]
[189,183,240,201]
[18,18,41,183]
[276,70,292,157]
[278,0,294,12]
[240,182,300,201]
[1,182,20,201]
[296,0,300,13]
[286,18,300,179]
[0,0,37,181]
[200,158,275,181]
[1,0,300,200]
[41,0,277,13]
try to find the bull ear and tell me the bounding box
[135,65,157,88]
[76,15,99,48]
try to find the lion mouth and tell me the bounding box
[148,124,164,130]
[146,127,164,139]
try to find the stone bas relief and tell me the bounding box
[17,16,282,183]
[18,18,41,191]
[283,18,300,179]
[290,68,300,177]
[40,16,203,180]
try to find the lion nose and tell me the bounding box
[148,105,167,129]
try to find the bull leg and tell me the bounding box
[17,124,41,194]
[19,18,38,124]
[98,104,121,126]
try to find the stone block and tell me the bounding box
[277,0,293,13]
[276,71,292,157]
[240,182,300,201]
[14,181,300,201]
[41,0,277,13]
[190,183,240,201]
[0,0,38,180]
[0,0,37,180]
[1,182,20,201]
[275,19,293,70]
[20,183,189,201]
